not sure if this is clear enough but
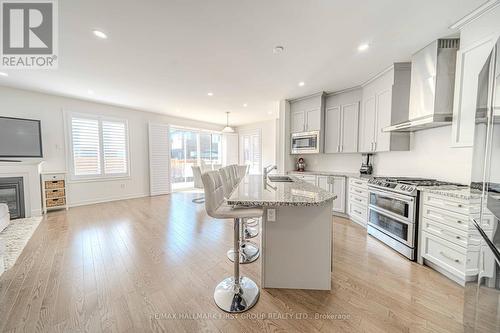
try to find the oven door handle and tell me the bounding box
[368,187,415,202]
[368,206,414,226]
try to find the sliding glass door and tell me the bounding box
[170,127,222,190]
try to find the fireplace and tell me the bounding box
[0,177,25,219]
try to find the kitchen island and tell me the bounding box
[227,174,336,290]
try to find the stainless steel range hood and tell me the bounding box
[383,38,459,132]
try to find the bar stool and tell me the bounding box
[201,170,262,312]
[220,166,259,263]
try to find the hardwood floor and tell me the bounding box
[0,193,468,332]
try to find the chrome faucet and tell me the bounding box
[263,165,277,179]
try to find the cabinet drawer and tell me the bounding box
[349,178,368,189]
[42,174,65,181]
[466,250,480,276]
[421,218,467,249]
[349,202,367,222]
[46,188,65,199]
[46,197,66,207]
[422,231,465,277]
[422,192,469,215]
[350,185,368,197]
[45,180,65,189]
[349,193,368,207]
[422,205,468,231]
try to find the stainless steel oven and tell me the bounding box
[367,179,419,260]
[291,131,320,154]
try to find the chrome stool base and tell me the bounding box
[227,241,259,263]
[244,225,259,239]
[213,276,260,313]
[192,197,205,204]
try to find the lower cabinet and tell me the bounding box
[347,177,369,227]
[419,191,483,285]
[317,175,346,214]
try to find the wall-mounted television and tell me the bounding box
[0,116,43,158]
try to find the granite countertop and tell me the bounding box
[226,174,336,207]
[417,185,482,200]
[287,170,374,179]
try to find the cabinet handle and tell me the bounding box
[370,142,373,151]
[439,251,460,263]
[444,202,464,208]
[441,230,461,240]
[374,142,377,151]
[354,209,362,215]
[354,189,362,194]
[355,198,362,202]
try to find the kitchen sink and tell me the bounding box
[268,175,294,182]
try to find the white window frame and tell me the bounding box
[65,111,131,181]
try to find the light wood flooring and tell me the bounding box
[0,193,468,332]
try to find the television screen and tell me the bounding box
[0,116,43,158]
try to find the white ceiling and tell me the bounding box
[0,0,486,126]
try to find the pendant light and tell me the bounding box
[222,112,235,133]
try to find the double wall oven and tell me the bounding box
[367,178,419,260]
[367,177,455,260]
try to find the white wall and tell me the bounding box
[0,85,222,207]
[237,119,277,170]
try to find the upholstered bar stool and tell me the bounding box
[201,171,262,312]
[220,166,259,263]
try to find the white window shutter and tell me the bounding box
[71,117,101,176]
[148,123,171,195]
[102,120,128,175]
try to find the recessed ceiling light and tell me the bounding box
[358,43,369,52]
[175,108,181,113]
[298,81,305,87]
[93,30,108,39]
[267,111,273,115]
[243,103,248,107]
[207,92,214,96]
[0,72,8,77]
[273,46,284,54]
[87,89,94,95]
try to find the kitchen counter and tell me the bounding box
[287,170,374,179]
[227,174,334,291]
[417,185,481,200]
[227,174,336,207]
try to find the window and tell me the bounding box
[239,129,261,175]
[68,113,129,179]
[169,126,222,190]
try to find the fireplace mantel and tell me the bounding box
[0,160,44,217]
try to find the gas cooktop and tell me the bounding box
[368,177,460,196]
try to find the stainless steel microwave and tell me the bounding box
[291,131,320,154]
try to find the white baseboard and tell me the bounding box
[68,193,150,208]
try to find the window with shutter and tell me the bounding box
[68,113,129,179]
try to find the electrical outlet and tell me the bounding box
[120,183,125,189]
[267,208,276,222]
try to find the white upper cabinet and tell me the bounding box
[289,93,325,134]
[451,37,496,147]
[341,103,359,153]
[325,106,342,153]
[360,96,376,152]
[291,110,306,133]
[359,63,411,153]
[324,89,361,153]
[306,109,322,131]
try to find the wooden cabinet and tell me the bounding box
[41,172,68,214]
[289,93,325,133]
[359,63,411,153]
[325,103,359,153]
